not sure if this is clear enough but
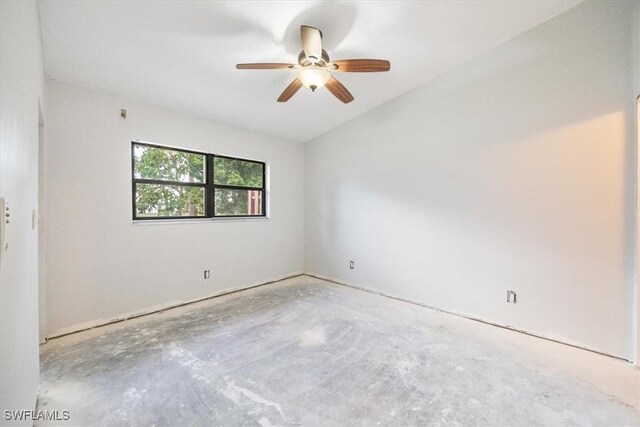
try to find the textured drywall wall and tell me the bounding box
[43,79,305,337]
[305,1,635,360]
[633,0,639,364]
[0,0,45,422]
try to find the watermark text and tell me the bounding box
[4,409,70,421]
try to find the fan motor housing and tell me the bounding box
[298,49,330,67]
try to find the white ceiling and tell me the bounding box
[38,0,581,142]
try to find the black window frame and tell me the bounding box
[131,141,267,221]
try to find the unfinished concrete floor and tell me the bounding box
[38,276,639,426]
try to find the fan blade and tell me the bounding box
[300,25,323,61]
[277,78,303,102]
[236,63,294,70]
[332,59,391,72]
[325,76,354,104]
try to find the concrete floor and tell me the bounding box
[38,276,639,426]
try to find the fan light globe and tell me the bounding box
[298,67,330,92]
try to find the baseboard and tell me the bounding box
[44,271,304,341]
[303,272,631,363]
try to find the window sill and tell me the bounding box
[132,216,270,225]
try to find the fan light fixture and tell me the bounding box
[298,66,330,92]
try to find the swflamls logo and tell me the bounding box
[4,409,71,421]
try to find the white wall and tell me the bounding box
[634,0,640,365]
[0,0,45,421]
[43,79,305,337]
[635,1,640,99]
[306,1,636,360]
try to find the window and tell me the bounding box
[132,142,266,220]
[213,156,265,217]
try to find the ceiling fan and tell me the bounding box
[236,25,391,104]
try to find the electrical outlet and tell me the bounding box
[204,270,210,279]
[349,261,354,270]
[506,290,517,303]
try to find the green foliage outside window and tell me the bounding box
[136,184,204,217]
[134,145,206,217]
[214,157,263,216]
[134,145,204,182]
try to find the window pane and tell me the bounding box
[215,189,263,216]
[214,157,263,188]
[134,144,205,183]
[135,184,205,217]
